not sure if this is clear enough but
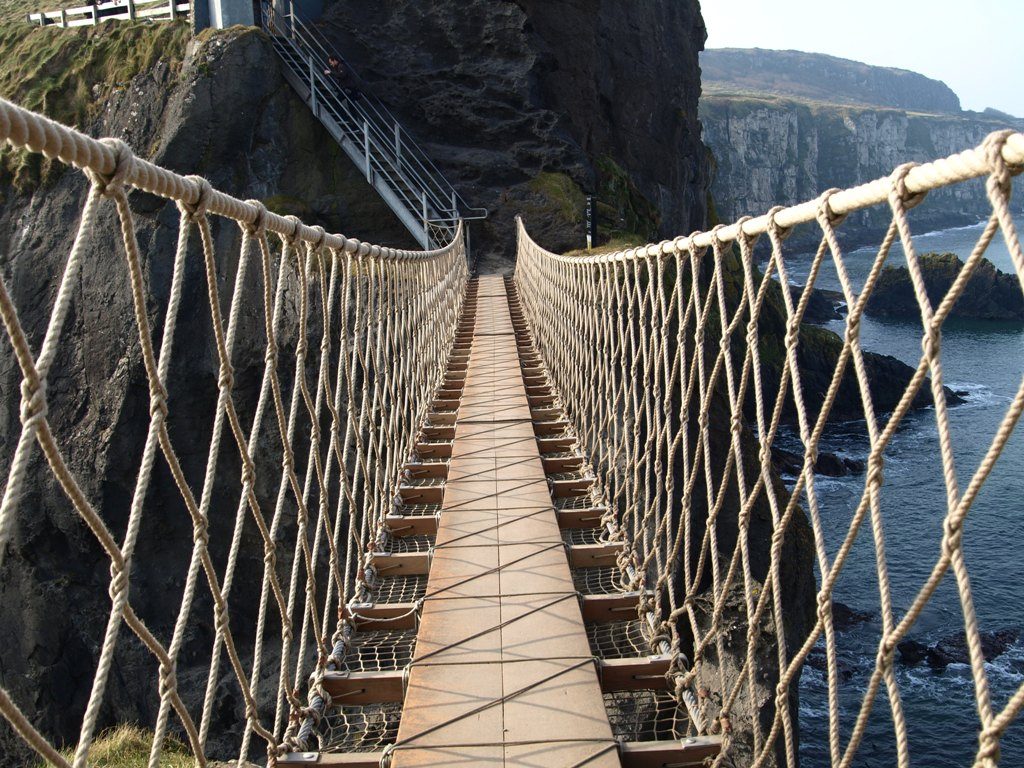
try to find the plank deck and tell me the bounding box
[393,276,620,768]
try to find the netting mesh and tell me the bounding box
[587,620,651,660]
[562,527,606,547]
[517,132,1024,766]
[573,566,628,596]
[316,702,402,752]
[371,575,428,604]
[338,629,417,673]
[603,690,692,742]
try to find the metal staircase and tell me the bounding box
[260,1,486,249]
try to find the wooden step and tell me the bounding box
[528,393,556,407]
[386,513,438,537]
[415,441,452,459]
[568,542,623,568]
[321,669,405,703]
[422,424,455,440]
[556,506,607,529]
[278,752,385,766]
[550,477,593,498]
[403,462,448,480]
[398,484,444,504]
[371,551,431,576]
[580,591,649,622]
[542,454,584,474]
[598,656,671,692]
[537,435,574,453]
[619,737,722,768]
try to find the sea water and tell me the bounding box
[765,214,1024,766]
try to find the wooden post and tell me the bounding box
[126,0,136,20]
[168,0,177,19]
[59,8,67,26]
[91,3,98,24]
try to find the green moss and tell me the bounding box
[0,19,189,190]
[563,232,647,257]
[527,171,586,226]
[37,724,193,767]
[595,156,661,244]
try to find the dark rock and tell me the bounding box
[806,647,857,681]
[926,628,1020,670]
[832,601,873,631]
[898,639,930,666]
[770,446,866,478]
[866,253,1024,322]
[797,284,845,324]
[320,0,711,269]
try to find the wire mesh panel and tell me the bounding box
[573,566,628,596]
[317,703,402,752]
[338,629,417,673]
[603,690,691,742]
[562,527,606,547]
[371,575,428,604]
[587,620,651,660]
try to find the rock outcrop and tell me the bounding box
[866,252,1024,321]
[699,51,1024,250]
[318,0,712,269]
[898,628,1020,670]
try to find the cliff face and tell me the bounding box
[702,48,962,113]
[319,0,712,269]
[701,94,1024,247]
[699,50,1024,249]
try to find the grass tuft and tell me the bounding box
[37,724,194,767]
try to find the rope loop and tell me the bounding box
[243,198,269,235]
[889,162,928,210]
[766,205,794,241]
[181,175,213,219]
[87,137,135,198]
[284,214,304,246]
[983,129,1021,195]
[815,188,848,229]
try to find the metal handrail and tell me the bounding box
[261,0,487,241]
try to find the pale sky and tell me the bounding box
[700,0,1024,116]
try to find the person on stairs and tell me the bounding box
[324,55,361,100]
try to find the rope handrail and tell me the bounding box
[515,129,1024,768]
[0,98,468,767]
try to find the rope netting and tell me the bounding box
[516,130,1024,767]
[0,98,467,766]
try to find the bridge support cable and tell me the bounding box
[515,130,1024,767]
[0,97,467,767]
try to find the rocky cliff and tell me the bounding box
[318,0,712,269]
[699,51,1024,249]
[702,48,962,113]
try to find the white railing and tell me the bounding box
[27,0,188,27]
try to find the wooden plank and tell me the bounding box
[415,440,452,459]
[599,656,671,692]
[533,419,571,436]
[321,669,405,703]
[371,551,431,576]
[580,591,648,622]
[399,484,444,504]
[537,435,575,453]
[278,752,385,766]
[568,542,624,568]
[385,513,438,537]
[422,424,455,440]
[618,736,723,768]
[557,506,607,529]
[403,461,448,479]
[550,477,593,497]
[542,453,584,473]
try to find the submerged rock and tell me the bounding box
[832,602,873,631]
[770,446,866,478]
[866,253,1024,322]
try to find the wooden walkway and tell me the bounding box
[393,276,620,767]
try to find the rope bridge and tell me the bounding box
[515,132,1024,767]
[0,97,466,766]
[0,91,1023,768]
